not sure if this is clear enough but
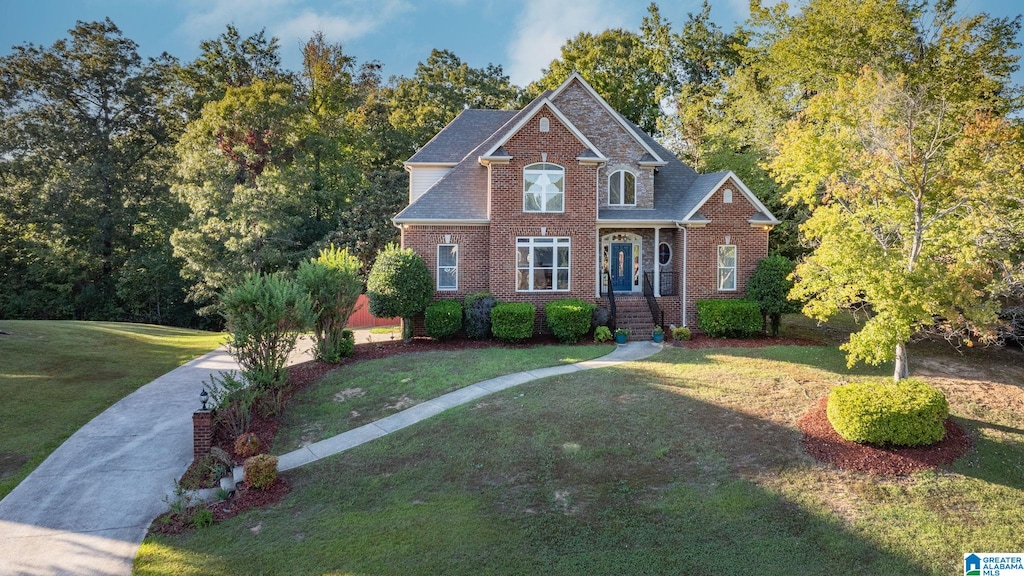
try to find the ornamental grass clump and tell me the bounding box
[826,379,948,446]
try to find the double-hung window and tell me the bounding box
[516,237,570,291]
[523,163,564,213]
[609,170,636,206]
[437,244,458,290]
[717,245,737,291]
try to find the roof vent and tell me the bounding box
[539,117,550,132]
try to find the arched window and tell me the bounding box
[609,170,636,206]
[523,162,564,213]
[539,117,550,132]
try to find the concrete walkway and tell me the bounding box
[277,341,661,471]
[0,339,658,576]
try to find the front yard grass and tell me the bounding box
[135,339,1024,576]
[274,345,614,451]
[0,320,224,499]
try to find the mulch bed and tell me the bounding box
[797,397,972,475]
[151,479,291,535]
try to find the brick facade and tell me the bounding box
[398,77,772,334]
[682,178,769,325]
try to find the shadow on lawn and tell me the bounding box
[141,365,937,576]
[952,417,1024,490]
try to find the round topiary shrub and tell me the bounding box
[233,432,261,458]
[826,379,949,446]
[425,300,463,340]
[244,454,279,490]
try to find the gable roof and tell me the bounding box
[479,98,608,163]
[406,109,518,164]
[679,170,781,225]
[550,73,666,166]
[394,95,549,223]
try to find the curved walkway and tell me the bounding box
[0,340,659,576]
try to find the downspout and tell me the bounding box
[676,222,688,327]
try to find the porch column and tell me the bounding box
[653,227,661,297]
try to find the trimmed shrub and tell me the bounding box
[296,245,363,363]
[594,326,613,343]
[425,300,463,340]
[491,302,535,343]
[233,432,261,458]
[220,272,314,390]
[464,292,498,339]
[367,244,433,342]
[244,454,279,490]
[671,326,692,341]
[827,379,948,446]
[696,299,762,338]
[747,255,800,336]
[592,307,612,329]
[545,298,596,343]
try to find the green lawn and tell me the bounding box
[275,345,615,452]
[135,335,1024,576]
[0,320,224,498]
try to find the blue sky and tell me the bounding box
[1,0,1021,87]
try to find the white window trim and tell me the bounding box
[608,170,637,207]
[523,162,565,214]
[437,244,458,291]
[658,241,672,267]
[516,237,571,292]
[717,244,737,292]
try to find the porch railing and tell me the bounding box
[642,272,664,329]
[604,269,617,331]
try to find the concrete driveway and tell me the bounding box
[0,347,242,576]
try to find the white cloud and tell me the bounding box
[177,0,410,67]
[505,0,628,87]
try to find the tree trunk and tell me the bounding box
[402,317,414,343]
[893,343,909,381]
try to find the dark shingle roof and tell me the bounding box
[406,109,519,164]
[395,96,549,222]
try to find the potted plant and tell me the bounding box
[652,325,664,343]
[615,327,629,344]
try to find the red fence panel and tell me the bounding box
[346,294,401,328]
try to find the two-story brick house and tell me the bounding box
[394,73,779,336]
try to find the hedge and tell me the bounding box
[545,298,596,343]
[491,302,535,343]
[425,300,463,340]
[696,299,762,338]
[826,379,948,446]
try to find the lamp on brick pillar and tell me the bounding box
[193,389,213,461]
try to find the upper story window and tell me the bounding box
[718,245,737,291]
[524,162,564,213]
[609,170,636,206]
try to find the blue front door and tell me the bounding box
[610,243,632,292]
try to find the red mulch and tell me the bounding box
[797,397,972,475]
[673,333,823,349]
[150,479,291,535]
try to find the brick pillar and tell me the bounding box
[193,410,213,461]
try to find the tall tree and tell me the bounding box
[532,28,668,134]
[390,49,520,149]
[0,19,181,321]
[771,63,1023,379]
